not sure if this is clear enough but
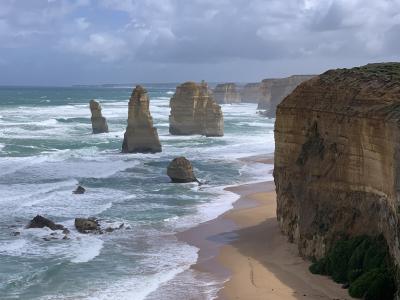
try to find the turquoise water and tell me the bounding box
[0,85,274,300]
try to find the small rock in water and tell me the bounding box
[11,231,20,236]
[73,185,86,194]
[167,157,199,183]
[27,215,67,231]
[74,218,100,234]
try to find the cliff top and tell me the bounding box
[278,62,400,121]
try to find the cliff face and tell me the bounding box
[258,75,315,116]
[240,82,262,103]
[274,63,400,267]
[89,100,109,134]
[122,85,162,153]
[169,81,224,136]
[213,83,241,104]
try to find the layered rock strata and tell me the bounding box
[122,85,162,153]
[239,82,262,103]
[274,63,400,272]
[213,83,241,104]
[258,75,314,117]
[89,100,109,134]
[169,81,224,136]
[167,157,198,183]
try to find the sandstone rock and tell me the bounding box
[89,100,109,134]
[122,85,162,153]
[258,75,315,117]
[274,63,400,269]
[167,157,198,183]
[169,81,224,136]
[73,185,86,194]
[239,83,262,103]
[27,215,67,232]
[213,83,241,104]
[74,218,100,233]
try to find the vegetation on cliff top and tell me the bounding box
[323,62,400,83]
[309,235,396,300]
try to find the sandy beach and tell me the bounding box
[179,155,351,300]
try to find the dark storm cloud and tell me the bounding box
[0,0,400,85]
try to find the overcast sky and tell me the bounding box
[0,0,400,86]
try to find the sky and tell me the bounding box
[0,0,400,86]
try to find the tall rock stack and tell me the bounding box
[169,81,224,136]
[274,63,400,271]
[257,75,314,116]
[122,85,162,153]
[89,100,109,134]
[213,83,241,104]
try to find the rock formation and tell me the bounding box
[122,85,162,153]
[169,81,224,136]
[239,83,262,103]
[274,63,400,277]
[258,75,314,117]
[73,185,86,194]
[167,157,198,183]
[74,218,100,234]
[213,83,241,104]
[89,100,109,134]
[27,215,69,234]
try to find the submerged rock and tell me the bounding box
[27,215,68,233]
[73,185,86,194]
[122,85,162,153]
[89,100,109,134]
[274,63,400,286]
[213,83,241,104]
[257,75,315,116]
[74,218,100,234]
[167,157,198,183]
[169,81,224,136]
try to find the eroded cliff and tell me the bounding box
[213,83,241,104]
[258,75,314,117]
[169,81,223,136]
[274,63,400,272]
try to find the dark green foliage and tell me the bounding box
[309,235,396,299]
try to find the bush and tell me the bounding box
[309,235,396,300]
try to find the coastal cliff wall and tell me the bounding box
[258,75,314,117]
[274,63,400,269]
[213,83,241,104]
[240,82,262,103]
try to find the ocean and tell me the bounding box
[0,85,274,300]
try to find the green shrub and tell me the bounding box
[309,235,396,300]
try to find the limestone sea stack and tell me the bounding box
[122,85,162,153]
[89,100,109,134]
[169,81,224,136]
[167,157,197,183]
[274,63,400,277]
[258,75,314,117]
[213,83,241,104]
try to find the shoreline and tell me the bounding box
[179,154,350,300]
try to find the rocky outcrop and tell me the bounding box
[239,83,262,103]
[169,81,224,136]
[274,63,400,273]
[122,85,162,153]
[27,215,69,234]
[167,157,198,183]
[73,185,86,194]
[74,218,100,234]
[258,75,315,117]
[213,83,241,104]
[90,100,109,134]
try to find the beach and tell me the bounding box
[180,155,351,300]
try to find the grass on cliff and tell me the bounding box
[309,235,396,300]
